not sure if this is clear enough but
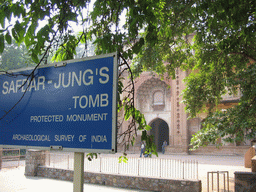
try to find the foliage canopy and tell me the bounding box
[0,0,256,150]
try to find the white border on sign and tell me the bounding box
[0,52,118,154]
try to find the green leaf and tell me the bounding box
[131,136,135,146]
[124,107,131,120]
[132,37,144,54]
[141,130,147,140]
[145,125,152,131]
[31,51,39,63]
[86,153,98,161]
[12,21,26,44]
[0,34,4,53]
[24,33,31,47]
[118,153,128,163]
[5,32,12,44]
[0,11,5,28]
[12,26,19,43]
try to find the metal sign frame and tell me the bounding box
[0,52,118,153]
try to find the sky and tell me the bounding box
[1,0,127,37]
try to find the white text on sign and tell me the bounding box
[91,135,107,142]
[1,67,110,94]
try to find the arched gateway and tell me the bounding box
[149,118,169,152]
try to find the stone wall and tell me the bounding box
[234,172,256,192]
[37,166,201,192]
[129,145,250,156]
[245,147,255,168]
[189,146,250,156]
[25,150,47,176]
[251,156,256,172]
[25,150,201,191]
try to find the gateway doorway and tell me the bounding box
[149,118,169,152]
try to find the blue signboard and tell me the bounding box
[0,53,118,153]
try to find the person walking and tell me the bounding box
[162,140,167,154]
[140,142,145,157]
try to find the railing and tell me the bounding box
[1,149,22,168]
[45,152,73,170]
[207,171,229,192]
[45,153,198,180]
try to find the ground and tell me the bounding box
[0,153,252,192]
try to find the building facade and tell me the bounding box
[118,68,251,156]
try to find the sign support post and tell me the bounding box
[73,152,84,192]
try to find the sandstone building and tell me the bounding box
[118,68,251,156]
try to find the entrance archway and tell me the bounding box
[149,118,169,152]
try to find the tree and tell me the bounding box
[0,0,256,151]
[0,0,158,157]
[0,42,35,70]
[182,0,256,149]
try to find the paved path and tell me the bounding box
[0,153,252,192]
[0,165,148,192]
